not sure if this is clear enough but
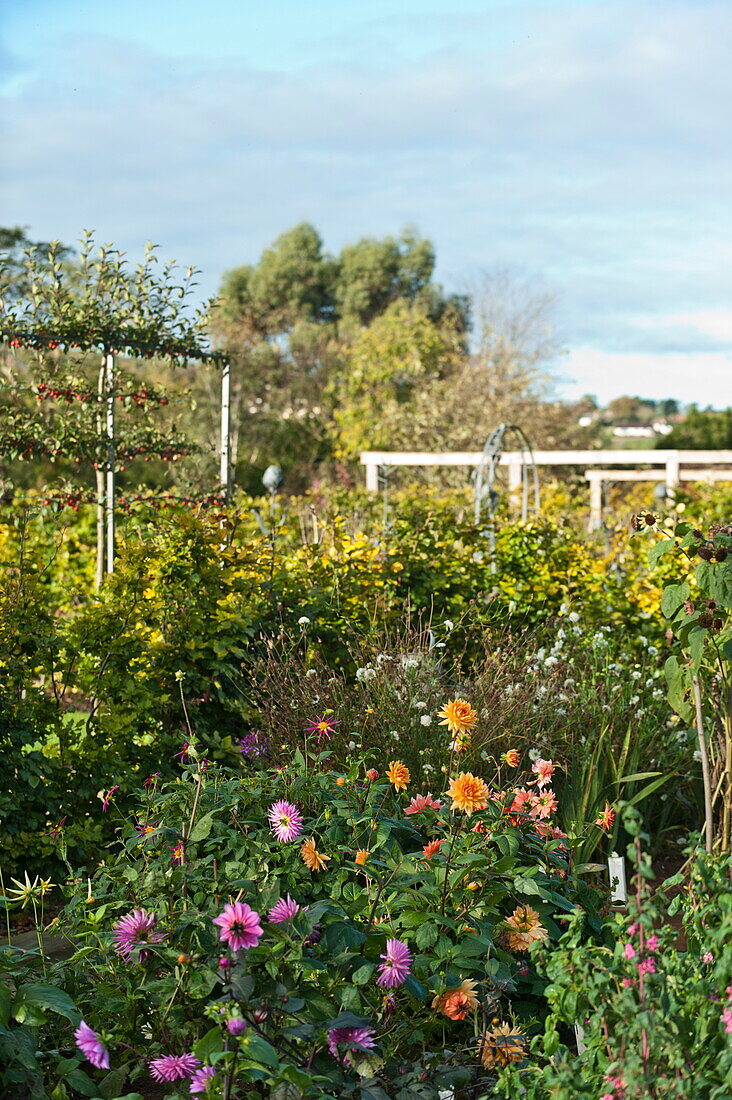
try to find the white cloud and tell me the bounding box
[561,347,732,406]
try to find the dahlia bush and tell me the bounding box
[38,701,607,1098]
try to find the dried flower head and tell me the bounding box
[301,837,331,871]
[479,1023,526,1068]
[504,905,548,952]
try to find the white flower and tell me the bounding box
[423,763,434,773]
[305,669,317,679]
[298,616,311,625]
[647,646,658,656]
[420,715,432,727]
[544,656,559,668]
[376,653,391,665]
[508,600,517,613]
[528,748,542,762]
[391,731,400,741]
[414,700,426,709]
[568,611,580,624]
[442,620,454,632]
[355,666,376,683]
[631,670,641,680]
[693,749,702,761]
[401,656,419,671]
[471,551,484,564]
[348,741,357,751]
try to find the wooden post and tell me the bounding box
[105,352,115,574]
[365,462,379,492]
[588,473,603,531]
[220,358,231,502]
[665,450,680,497]
[95,360,106,589]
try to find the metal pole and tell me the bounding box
[220,358,231,502]
[105,352,115,574]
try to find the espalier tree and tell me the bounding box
[0,231,228,586]
[636,510,732,852]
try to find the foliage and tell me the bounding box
[658,406,732,450]
[35,741,604,1098]
[496,819,732,1099]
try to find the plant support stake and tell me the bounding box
[220,357,231,502]
[105,351,115,574]
[693,674,714,854]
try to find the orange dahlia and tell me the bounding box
[300,837,331,872]
[479,1023,526,1068]
[355,849,370,865]
[437,699,478,734]
[595,802,616,831]
[422,838,444,859]
[504,905,548,952]
[502,749,520,768]
[447,772,490,815]
[432,978,480,1020]
[386,760,410,791]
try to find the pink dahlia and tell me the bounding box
[149,1052,201,1081]
[267,800,304,842]
[305,714,340,741]
[189,1065,217,1094]
[376,939,412,988]
[213,901,263,952]
[531,758,555,788]
[74,1021,109,1070]
[268,895,301,923]
[112,909,164,961]
[327,1025,376,1062]
[227,1016,247,1036]
[404,793,444,816]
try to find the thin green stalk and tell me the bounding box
[0,865,12,945]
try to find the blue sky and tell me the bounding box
[2,0,731,406]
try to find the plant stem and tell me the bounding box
[692,675,714,854]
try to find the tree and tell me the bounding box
[209,224,467,490]
[659,406,732,449]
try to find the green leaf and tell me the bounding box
[415,922,439,950]
[189,812,216,842]
[17,983,80,1023]
[193,1026,224,1062]
[351,964,375,986]
[648,538,675,568]
[661,582,690,620]
[242,1034,280,1070]
[0,982,11,1028]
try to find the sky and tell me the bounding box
[2,0,731,408]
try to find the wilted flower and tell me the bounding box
[74,1021,110,1069]
[504,906,548,952]
[447,772,490,815]
[149,1053,201,1081]
[531,759,555,788]
[479,1023,526,1068]
[376,939,412,988]
[267,800,304,842]
[432,979,480,1020]
[437,699,478,734]
[212,902,263,951]
[365,768,379,781]
[301,837,331,871]
[113,909,164,961]
[386,761,410,791]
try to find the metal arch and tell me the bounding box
[473,422,540,530]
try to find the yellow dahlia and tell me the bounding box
[447,772,490,815]
[438,699,478,734]
[386,760,410,791]
[504,905,548,952]
[300,837,331,872]
[479,1023,526,1068]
